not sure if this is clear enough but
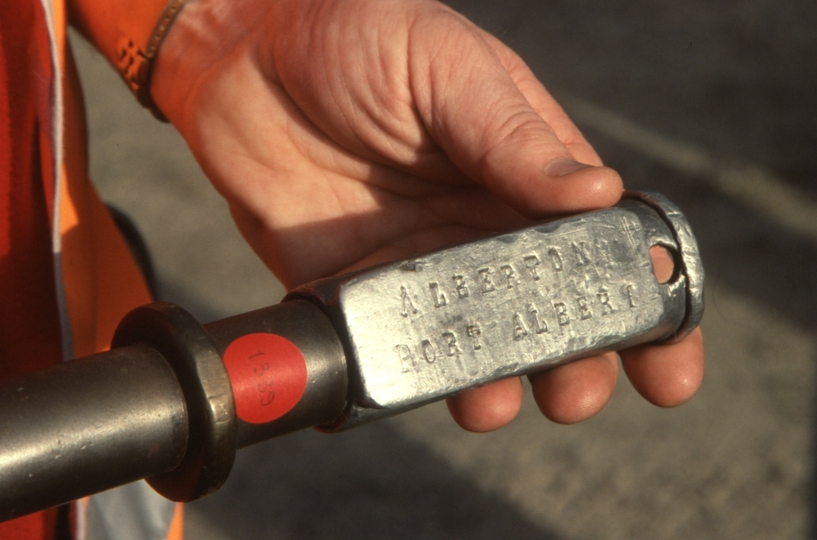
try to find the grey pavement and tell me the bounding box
[71,1,817,538]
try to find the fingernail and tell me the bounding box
[545,158,593,178]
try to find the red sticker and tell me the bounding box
[223,333,308,424]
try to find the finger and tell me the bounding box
[650,245,676,283]
[409,15,623,218]
[446,377,523,432]
[620,327,705,407]
[478,29,605,168]
[528,352,619,424]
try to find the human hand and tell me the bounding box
[150,0,704,432]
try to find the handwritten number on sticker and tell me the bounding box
[253,360,269,377]
[251,353,276,406]
[223,333,308,424]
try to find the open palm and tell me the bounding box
[153,0,704,432]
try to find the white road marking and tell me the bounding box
[560,93,817,240]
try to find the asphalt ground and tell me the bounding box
[71,1,817,538]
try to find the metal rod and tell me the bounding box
[0,345,187,520]
[0,192,703,522]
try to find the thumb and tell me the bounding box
[410,16,622,217]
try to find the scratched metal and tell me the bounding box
[292,193,702,429]
[629,191,705,340]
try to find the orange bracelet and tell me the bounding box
[116,0,186,122]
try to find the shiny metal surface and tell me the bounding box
[295,193,703,429]
[0,345,187,522]
[0,301,346,521]
[627,191,705,341]
[112,303,237,502]
[204,300,347,448]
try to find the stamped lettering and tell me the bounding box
[595,239,613,265]
[548,248,563,271]
[401,286,418,317]
[529,303,548,334]
[392,223,655,388]
[429,282,448,308]
[442,331,461,356]
[466,323,483,350]
[624,284,637,308]
[554,302,570,326]
[500,264,517,288]
[524,255,541,280]
[452,275,470,298]
[598,288,614,315]
[572,242,591,266]
[397,344,414,373]
[421,339,437,363]
[478,267,496,293]
[577,296,593,320]
[513,312,530,340]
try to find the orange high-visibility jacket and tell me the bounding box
[1,0,183,538]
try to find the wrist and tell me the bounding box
[69,0,181,120]
[116,0,186,121]
[150,0,268,126]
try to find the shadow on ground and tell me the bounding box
[185,422,561,540]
